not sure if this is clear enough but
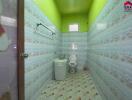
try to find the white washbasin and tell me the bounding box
[54,58,67,80]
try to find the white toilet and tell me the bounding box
[69,54,77,73]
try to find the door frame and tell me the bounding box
[17,0,24,100]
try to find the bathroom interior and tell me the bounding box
[0,0,132,100]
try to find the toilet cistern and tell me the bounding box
[72,43,78,50]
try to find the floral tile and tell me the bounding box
[38,71,102,100]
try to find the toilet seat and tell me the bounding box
[69,62,77,67]
[69,55,77,66]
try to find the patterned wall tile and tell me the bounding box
[24,0,61,100]
[87,0,132,100]
[62,32,88,70]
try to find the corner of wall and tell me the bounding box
[87,0,108,31]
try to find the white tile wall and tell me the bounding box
[62,32,88,70]
[87,0,132,100]
[24,0,61,100]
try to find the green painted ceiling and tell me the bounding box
[54,0,92,14]
[35,0,107,32]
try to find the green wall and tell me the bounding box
[62,14,88,32]
[61,0,107,32]
[34,0,107,32]
[87,0,108,30]
[34,0,61,30]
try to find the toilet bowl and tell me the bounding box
[69,54,77,73]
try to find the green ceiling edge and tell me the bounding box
[87,0,108,31]
[54,0,92,15]
[34,0,107,32]
[34,0,62,30]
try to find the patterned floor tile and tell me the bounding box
[38,71,102,100]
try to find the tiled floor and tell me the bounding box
[38,71,102,100]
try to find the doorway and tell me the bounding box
[0,0,24,100]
